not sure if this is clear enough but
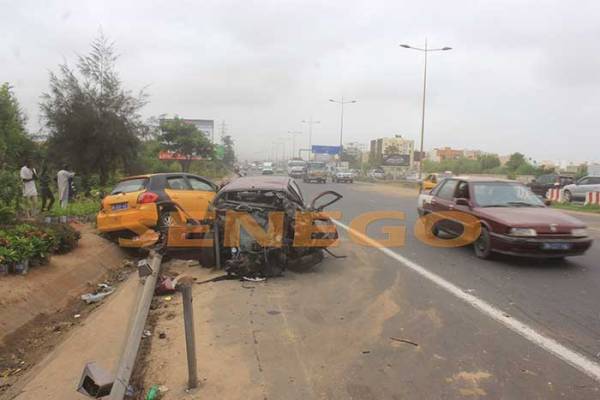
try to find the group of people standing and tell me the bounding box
[19,160,75,218]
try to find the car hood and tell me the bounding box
[475,207,586,233]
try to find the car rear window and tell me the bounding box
[111,178,147,194]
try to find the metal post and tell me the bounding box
[339,98,344,167]
[108,251,162,400]
[418,39,428,181]
[181,283,198,389]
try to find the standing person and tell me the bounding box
[57,165,75,209]
[20,160,38,218]
[39,163,55,212]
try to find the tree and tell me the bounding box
[222,135,236,167]
[0,83,34,168]
[478,154,501,171]
[158,117,213,172]
[40,32,147,185]
[505,152,527,171]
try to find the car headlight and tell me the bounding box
[571,228,588,237]
[509,228,537,237]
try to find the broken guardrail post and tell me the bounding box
[106,250,163,400]
[179,280,198,389]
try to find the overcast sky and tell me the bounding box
[2,0,600,162]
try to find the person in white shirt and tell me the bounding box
[57,165,75,208]
[20,160,38,218]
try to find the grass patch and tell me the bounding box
[46,197,100,217]
[551,202,600,214]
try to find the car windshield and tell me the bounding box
[473,182,544,207]
[111,178,148,194]
[308,163,326,170]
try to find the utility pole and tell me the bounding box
[329,97,357,166]
[301,118,320,160]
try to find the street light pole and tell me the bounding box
[301,118,320,160]
[288,131,302,159]
[329,97,357,166]
[400,40,452,180]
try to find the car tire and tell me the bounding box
[563,190,572,203]
[474,226,492,259]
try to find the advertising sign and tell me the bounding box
[382,153,410,166]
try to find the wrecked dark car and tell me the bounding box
[211,176,342,279]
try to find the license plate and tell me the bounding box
[541,242,572,250]
[111,203,128,211]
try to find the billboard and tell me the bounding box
[382,153,410,166]
[312,145,341,155]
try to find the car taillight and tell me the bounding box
[137,191,159,204]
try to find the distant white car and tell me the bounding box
[332,169,354,183]
[562,176,600,202]
[368,169,385,179]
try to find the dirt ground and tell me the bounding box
[0,224,136,398]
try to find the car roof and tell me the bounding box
[448,176,518,183]
[219,176,293,192]
[119,172,206,181]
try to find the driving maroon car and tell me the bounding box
[418,177,593,259]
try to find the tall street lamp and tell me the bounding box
[400,40,452,180]
[301,118,320,160]
[329,97,357,166]
[288,131,302,159]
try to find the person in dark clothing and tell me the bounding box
[39,164,55,212]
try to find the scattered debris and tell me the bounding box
[390,337,419,347]
[362,350,371,354]
[143,330,152,338]
[163,296,172,302]
[243,276,266,282]
[81,285,115,304]
[159,332,167,339]
[73,314,81,319]
[266,310,281,315]
[145,384,169,400]
[155,275,177,295]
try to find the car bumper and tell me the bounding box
[489,232,593,258]
[97,204,159,236]
[335,176,353,182]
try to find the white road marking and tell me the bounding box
[333,219,600,382]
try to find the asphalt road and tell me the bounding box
[290,179,600,399]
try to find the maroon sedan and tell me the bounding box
[418,177,593,259]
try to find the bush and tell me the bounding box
[0,222,81,267]
[47,197,100,217]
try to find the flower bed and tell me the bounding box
[0,222,81,275]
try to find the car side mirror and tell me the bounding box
[455,198,471,207]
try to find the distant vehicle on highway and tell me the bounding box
[562,176,600,202]
[287,159,306,178]
[303,161,328,183]
[527,174,574,196]
[368,168,385,179]
[261,162,274,175]
[418,177,592,259]
[332,168,354,183]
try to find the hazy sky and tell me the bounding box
[2,0,599,162]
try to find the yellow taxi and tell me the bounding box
[421,171,453,192]
[97,173,217,246]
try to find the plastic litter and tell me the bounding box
[81,285,115,304]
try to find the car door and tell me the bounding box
[184,175,218,219]
[589,177,600,194]
[163,175,193,213]
[572,177,590,201]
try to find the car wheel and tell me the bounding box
[563,190,572,203]
[158,210,178,245]
[474,226,492,259]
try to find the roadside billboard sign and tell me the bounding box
[382,153,410,166]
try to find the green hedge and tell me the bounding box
[0,222,81,265]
